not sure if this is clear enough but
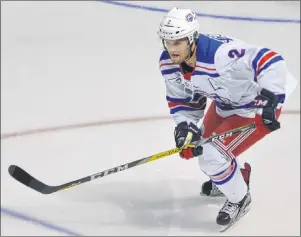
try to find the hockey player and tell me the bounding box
[157,7,297,230]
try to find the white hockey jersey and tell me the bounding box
[159,34,297,125]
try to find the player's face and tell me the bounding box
[164,38,190,64]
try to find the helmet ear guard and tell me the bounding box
[193,31,199,43]
[186,31,199,46]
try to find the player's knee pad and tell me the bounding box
[198,143,233,179]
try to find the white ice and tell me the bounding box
[1,1,300,236]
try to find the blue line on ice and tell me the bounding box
[1,207,83,236]
[100,1,300,24]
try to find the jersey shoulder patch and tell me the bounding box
[196,34,232,64]
[159,51,181,81]
[159,51,170,63]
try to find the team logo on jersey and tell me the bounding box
[184,80,193,94]
[206,34,233,43]
[166,72,182,84]
[185,13,194,22]
[208,77,223,91]
[194,88,233,106]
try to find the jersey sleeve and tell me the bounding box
[214,41,287,104]
[159,51,207,125]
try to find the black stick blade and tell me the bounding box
[8,165,54,194]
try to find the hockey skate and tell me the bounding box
[216,191,252,232]
[200,162,251,197]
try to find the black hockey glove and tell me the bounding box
[254,88,280,132]
[174,121,203,160]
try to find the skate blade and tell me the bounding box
[218,204,251,232]
[200,192,225,197]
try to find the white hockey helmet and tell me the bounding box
[158,7,199,45]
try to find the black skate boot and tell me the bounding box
[200,179,224,197]
[200,162,251,197]
[216,191,252,232]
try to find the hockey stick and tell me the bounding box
[8,123,256,194]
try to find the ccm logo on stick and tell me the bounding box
[212,132,233,142]
[90,164,129,180]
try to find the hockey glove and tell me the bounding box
[254,88,280,132]
[174,121,203,160]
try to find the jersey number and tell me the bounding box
[228,49,246,58]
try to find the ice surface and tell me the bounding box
[1,1,300,236]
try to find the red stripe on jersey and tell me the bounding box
[195,65,216,71]
[257,51,277,74]
[168,101,206,109]
[160,62,176,68]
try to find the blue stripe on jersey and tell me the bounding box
[252,48,270,73]
[215,93,285,110]
[159,51,170,62]
[257,55,284,75]
[252,48,271,81]
[215,101,254,110]
[161,68,180,75]
[277,94,286,103]
[196,34,223,64]
[193,71,220,78]
[166,96,192,102]
[170,106,202,114]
